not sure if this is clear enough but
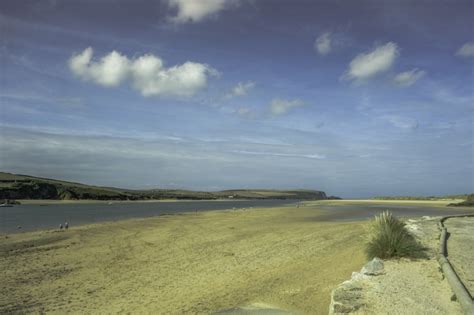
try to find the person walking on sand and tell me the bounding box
[65,222,69,230]
[59,223,63,230]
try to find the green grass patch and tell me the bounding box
[365,211,426,259]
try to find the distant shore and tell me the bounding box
[14,198,465,206]
[14,198,253,205]
[319,199,466,207]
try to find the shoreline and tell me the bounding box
[3,199,471,236]
[311,199,465,207]
[1,199,300,235]
[13,198,465,206]
[14,198,302,205]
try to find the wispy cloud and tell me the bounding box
[69,47,219,97]
[234,106,256,119]
[314,32,331,55]
[432,87,474,107]
[455,42,474,57]
[393,68,425,87]
[268,98,305,117]
[230,150,326,160]
[342,42,399,82]
[167,0,239,24]
[382,115,419,131]
[0,93,84,108]
[225,81,255,98]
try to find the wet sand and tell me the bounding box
[0,205,366,314]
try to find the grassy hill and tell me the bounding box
[0,172,328,201]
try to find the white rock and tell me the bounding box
[351,271,369,281]
[361,257,384,275]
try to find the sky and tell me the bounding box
[0,0,473,198]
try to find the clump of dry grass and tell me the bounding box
[365,211,425,259]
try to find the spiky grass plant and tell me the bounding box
[365,211,425,259]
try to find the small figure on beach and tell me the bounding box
[65,222,69,230]
[59,223,63,230]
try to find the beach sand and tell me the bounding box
[0,205,366,314]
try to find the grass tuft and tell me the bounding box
[365,211,425,259]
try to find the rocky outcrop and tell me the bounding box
[0,182,59,199]
[329,258,385,314]
[329,218,464,314]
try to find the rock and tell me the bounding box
[361,258,384,276]
[329,281,364,314]
[351,272,369,281]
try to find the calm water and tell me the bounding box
[0,200,295,234]
[1,200,472,234]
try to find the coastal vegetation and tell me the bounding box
[448,194,474,207]
[0,172,329,201]
[365,211,425,259]
[373,194,470,201]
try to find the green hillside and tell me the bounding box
[0,172,328,201]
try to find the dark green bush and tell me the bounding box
[365,211,425,259]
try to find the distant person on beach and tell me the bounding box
[59,224,63,230]
[65,222,69,230]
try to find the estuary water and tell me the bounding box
[1,200,471,234]
[0,200,295,234]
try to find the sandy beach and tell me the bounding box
[2,200,470,314]
[0,204,367,314]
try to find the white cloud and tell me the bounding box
[69,47,218,97]
[343,42,399,82]
[269,98,305,116]
[68,47,130,87]
[226,81,255,98]
[314,32,331,55]
[167,0,237,23]
[455,42,474,57]
[393,68,425,87]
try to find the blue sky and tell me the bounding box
[0,0,473,198]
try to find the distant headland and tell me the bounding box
[0,172,336,201]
